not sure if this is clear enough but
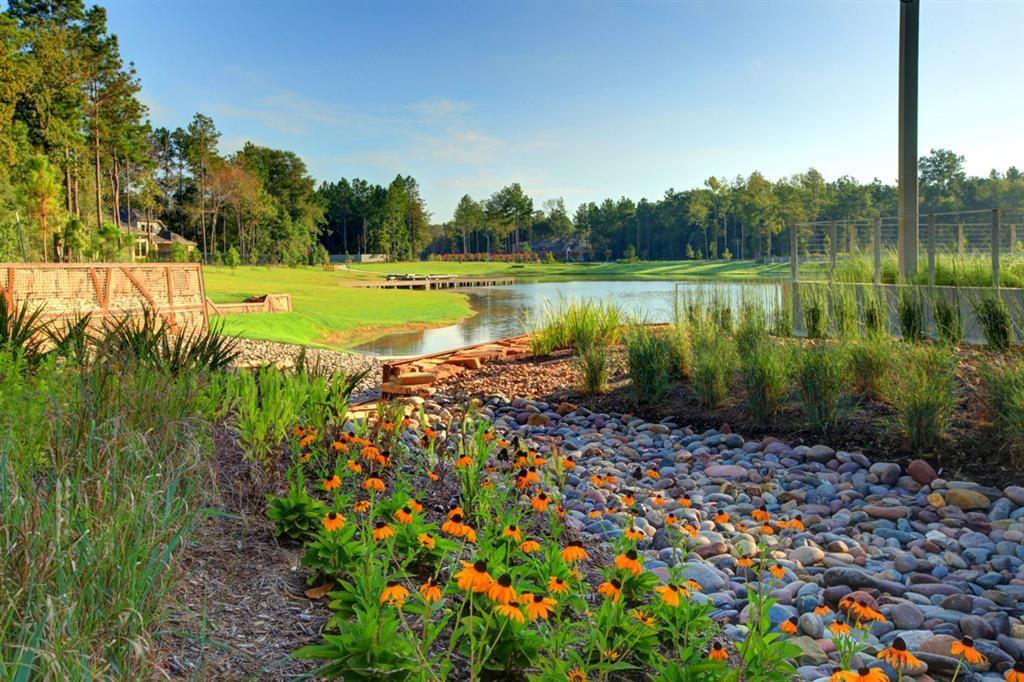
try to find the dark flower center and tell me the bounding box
[610,579,621,589]
[328,512,337,520]
[533,593,544,603]
[893,638,907,651]
[451,514,463,523]
[962,637,974,647]
[375,521,386,528]
[473,560,487,572]
[508,524,517,531]
[626,550,637,560]
[498,574,512,587]
[402,506,411,514]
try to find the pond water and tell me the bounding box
[353,280,778,357]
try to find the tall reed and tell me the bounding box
[795,345,845,433]
[931,291,964,347]
[971,292,1013,350]
[888,344,957,450]
[691,325,737,409]
[624,325,672,405]
[981,359,1024,463]
[801,285,829,339]
[896,286,926,342]
[845,336,892,401]
[576,343,610,395]
[740,340,789,423]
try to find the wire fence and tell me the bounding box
[790,208,1024,288]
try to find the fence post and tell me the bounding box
[1012,223,1018,255]
[992,208,1001,288]
[790,223,798,283]
[873,217,882,285]
[829,221,838,278]
[927,213,936,286]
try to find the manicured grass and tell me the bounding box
[346,259,789,281]
[203,266,472,348]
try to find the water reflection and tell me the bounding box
[355,280,768,357]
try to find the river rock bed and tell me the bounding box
[425,391,1024,681]
[230,338,382,401]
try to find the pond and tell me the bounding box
[353,280,778,357]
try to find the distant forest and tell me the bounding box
[2,2,1021,264]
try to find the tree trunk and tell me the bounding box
[93,106,102,232]
[64,147,73,213]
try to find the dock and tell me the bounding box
[342,275,515,290]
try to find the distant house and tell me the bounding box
[117,209,197,261]
[524,236,593,261]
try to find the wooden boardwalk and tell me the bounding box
[342,275,515,290]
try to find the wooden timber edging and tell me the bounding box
[0,262,208,333]
[341,276,516,291]
[380,333,532,397]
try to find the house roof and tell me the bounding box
[118,207,165,229]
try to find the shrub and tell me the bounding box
[625,325,672,405]
[576,343,610,395]
[896,287,926,342]
[795,345,845,433]
[844,336,891,401]
[981,359,1024,462]
[267,473,329,542]
[972,292,1013,350]
[740,341,789,423]
[931,292,963,347]
[888,344,956,450]
[691,326,737,409]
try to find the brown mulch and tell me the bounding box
[435,345,1023,490]
[151,428,328,681]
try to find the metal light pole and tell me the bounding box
[897,0,919,281]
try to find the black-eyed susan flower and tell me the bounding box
[520,539,541,553]
[447,505,464,520]
[655,584,682,607]
[372,522,395,542]
[678,494,693,508]
[831,668,890,682]
[495,600,525,623]
[487,574,516,605]
[789,514,805,531]
[363,475,385,493]
[353,499,371,513]
[713,511,730,525]
[419,579,441,603]
[737,557,754,568]
[408,499,424,513]
[455,560,492,593]
[561,541,589,563]
[682,579,702,592]
[708,642,728,661]
[549,576,570,594]
[417,532,436,550]
[664,514,678,526]
[531,492,550,512]
[395,506,414,524]
[769,564,786,580]
[614,549,643,575]
[877,638,921,670]
[523,592,556,620]
[568,667,586,682]
[589,475,604,488]
[427,470,440,481]
[1006,660,1024,681]
[503,524,522,542]
[598,579,622,603]
[562,456,576,470]
[646,469,660,480]
[323,511,346,532]
[631,609,656,626]
[621,493,635,507]
[951,637,987,666]
[462,524,478,543]
[554,504,566,518]
[299,452,311,463]
[814,603,832,616]
[624,527,644,541]
[380,581,409,607]
[324,474,341,491]
[456,454,473,468]
[780,616,798,635]
[347,459,362,473]
[829,619,852,637]
[752,508,770,523]
[441,514,466,536]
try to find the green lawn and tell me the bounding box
[203,260,786,349]
[203,266,472,349]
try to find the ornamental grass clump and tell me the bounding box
[829,284,859,339]
[971,292,1013,350]
[691,326,737,409]
[888,344,957,451]
[896,287,926,342]
[801,285,829,339]
[931,291,964,347]
[981,359,1024,462]
[796,345,846,434]
[845,336,892,401]
[734,300,769,360]
[667,322,692,380]
[739,340,789,423]
[576,343,610,395]
[859,287,888,337]
[625,325,672,405]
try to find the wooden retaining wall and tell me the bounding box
[381,334,531,397]
[0,262,208,332]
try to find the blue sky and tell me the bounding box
[104,0,1023,221]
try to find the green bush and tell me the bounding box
[795,345,845,433]
[625,325,672,405]
[691,326,736,409]
[972,293,1013,350]
[888,344,956,450]
[981,359,1024,462]
[740,340,789,423]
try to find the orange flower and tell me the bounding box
[737,557,754,568]
[780,616,798,635]
[708,642,728,661]
[614,549,643,575]
[562,457,576,470]
[831,668,890,682]
[372,522,395,542]
[678,494,693,508]
[598,579,622,602]
[752,508,770,522]
[631,609,656,626]
[456,455,473,468]
[322,512,346,532]
[789,515,805,531]
[324,475,341,491]
[502,524,522,542]
[487,574,517,604]
[531,492,550,512]
[395,506,414,524]
[589,475,604,488]
[621,494,635,507]
[299,433,315,448]
[523,592,557,620]
[1007,661,1024,681]
[561,541,589,563]
[829,620,852,637]
[520,539,541,553]
[353,499,371,513]
[603,474,616,486]
[299,452,311,463]
[424,427,438,441]
[681,524,698,537]
[347,459,362,473]
[363,476,386,493]
[455,560,492,593]
[713,511,730,525]
[408,499,424,513]
[664,514,678,525]
[380,581,409,607]
[683,579,702,592]
[769,564,785,580]
[441,514,466,536]
[447,505,464,520]
[655,584,682,607]
[813,603,832,616]
[624,527,644,541]
[427,470,440,481]
[417,532,436,550]
[568,667,586,682]
[646,469,660,480]
[651,495,666,507]
[760,524,776,535]
[548,576,570,594]
[877,638,921,670]
[494,600,525,623]
[951,637,987,666]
